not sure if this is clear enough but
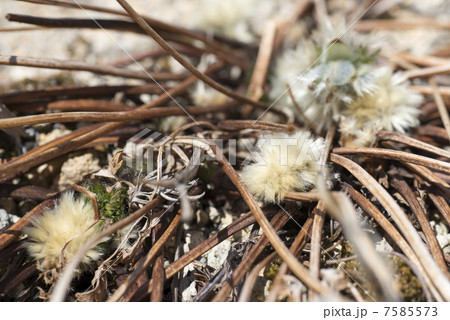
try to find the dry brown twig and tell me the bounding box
[0,54,185,81]
[212,210,290,302]
[333,147,450,175]
[390,177,448,274]
[0,62,224,180]
[377,131,450,160]
[429,78,450,142]
[331,154,450,301]
[343,184,438,301]
[317,182,400,301]
[241,21,277,118]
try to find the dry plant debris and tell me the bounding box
[0,0,449,302]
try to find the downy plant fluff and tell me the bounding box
[270,22,423,144]
[24,192,105,270]
[241,131,325,203]
[340,66,423,147]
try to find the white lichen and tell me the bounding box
[24,192,105,269]
[240,131,325,202]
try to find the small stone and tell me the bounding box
[205,240,231,270]
[38,126,71,146]
[181,281,197,302]
[376,238,393,252]
[58,153,101,190]
[0,208,19,229]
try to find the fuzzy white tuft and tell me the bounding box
[24,192,105,269]
[270,24,380,131]
[240,131,325,203]
[339,67,422,146]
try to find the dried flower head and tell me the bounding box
[340,67,422,147]
[270,23,380,130]
[240,131,325,202]
[24,192,105,270]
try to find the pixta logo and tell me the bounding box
[124,129,324,171]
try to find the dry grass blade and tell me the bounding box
[212,210,290,302]
[355,19,450,31]
[0,85,135,104]
[6,14,148,33]
[218,120,295,133]
[410,85,450,97]
[0,102,237,129]
[402,163,450,199]
[150,224,165,302]
[377,131,450,160]
[0,54,184,81]
[416,125,449,140]
[331,154,450,301]
[310,124,335,291]
[390,177,448,274]
[286,85,317,133]
[318,187,401,301]
[115,0,277,112]
[404,64,450,79]
[241,21,277,118]
[284,192,320,202]
[109,212,181,302]
[0,62,223,180]
[238,252,277,302]
[395,52,450,67]
[265,217,313,302]
[427,188,450,227]
[333,147,450,174]
[309,203,325,280]
[16,0,245,66]
[342,183,439,301]
[429,78,450,142]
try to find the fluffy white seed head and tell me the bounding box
[240,131,325,203]
[339,118,381,148]
[270,24,381,131]
[24,192,104,269]
[340,67,422,146]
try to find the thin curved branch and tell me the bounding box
[0,54,185,81]
[0,102,237,129]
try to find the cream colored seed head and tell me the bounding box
[339,67,423,147]
[24,192,104,269]
[343,67,422,134]
[240,131,325,203]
